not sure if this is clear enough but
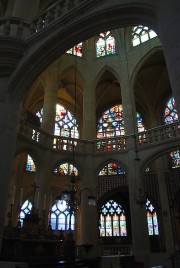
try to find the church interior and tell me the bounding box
[0,1,180,268]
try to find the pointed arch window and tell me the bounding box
[97,104,124,138]
[146,199,159,235]
[132,25,157,47]
[96,31,116,58]
[98,162,125,176]
[20,200,32,227]
[164,97,180,168]
[50,200,75,231]
[36,104,79,138]
[137,112,145,132]
[99,199,127,237]
[26,154,36,172]
[55,104,79,138]
[66,42,83,57]
[164,97,178,124]
[53,162,78,176]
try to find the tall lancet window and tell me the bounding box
[99,199,127,237]
[164,97,180,168]
[146,199,159,236]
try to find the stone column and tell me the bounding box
[155,158,175,253]
[36,150,53,228]
[0,77,21,251]
[79,155,97,259]
[41,65,59,135]
[157,0,180,118]
[127,150,150,267]
[82,40,96,140]
[120,60,137,136]
[12,0,40,20]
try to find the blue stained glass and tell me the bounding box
[26,154,36,172]
[164,97,178,124]
[97,104,124,138]
[164,97,180,168]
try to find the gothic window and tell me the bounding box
[36,104,79,138]
[66,42,83,57]
[164,97,180,168]
[170,150,180,169]
[164,97,178,124]
[96,31,116,58]
[97,104,124,138]
[98,162,125,176]
[50,200,75,231]
[26,154,36,172]
[55,104,79,138]
[53,162,78,176]
[132,25,157,47]
[137,112,145,132]
[99,199,127,237]
[146,199,159,236]
[20,200,32,227]
[36,108,43,123]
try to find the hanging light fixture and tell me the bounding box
[55,51,96,229]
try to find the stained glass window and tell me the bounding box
[137,112,145,132]
[66,42,83,57]
[36,108,43,123]
[50,200,75,231]
[132,25,157,47]
[26,154,36,172]
[170,150,180,168]
[96,31,115,58]
[97,104,124,138]
[20,200,32,227]
[36,104,79,138]
[53,162,78,176]
[146,199,159,236]
[164,97,180,168]
[99,162,125,176]
[164,97,178,124]
[55,104,79,138]
[99,199,127,237]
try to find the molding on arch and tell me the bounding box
[8,1,156,102]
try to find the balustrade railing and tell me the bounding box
[135,121,180,147]
[18,119,180,153]
[0,0,88,39]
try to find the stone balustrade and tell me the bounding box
[0,0,88,39]
[136,122,180,147]
[18,119,180,153]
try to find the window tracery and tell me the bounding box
[146,199,159,235]
[99,199,127,237]
[132,25,157,47]
[20,200,32,227]
[50,200,75,231]
[96,31,115,58]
